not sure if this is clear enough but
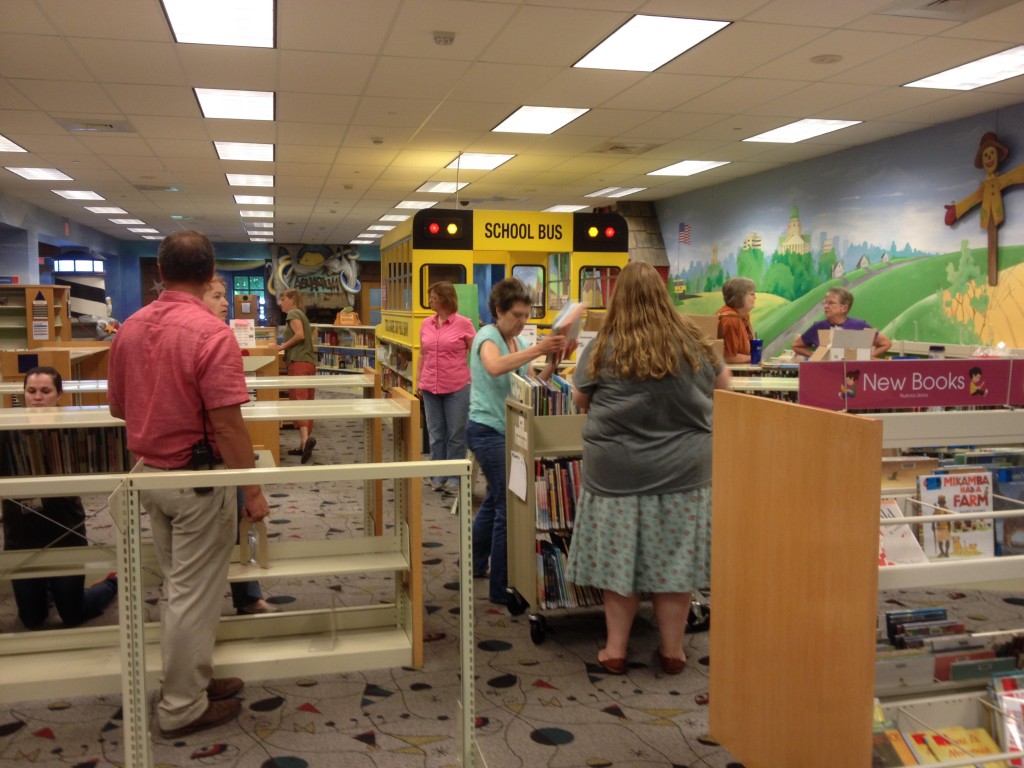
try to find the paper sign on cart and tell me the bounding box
[509,450,527,502]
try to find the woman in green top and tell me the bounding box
[274,289,318,463]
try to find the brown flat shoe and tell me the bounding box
[657,650,687,675]
[597,653,627,675]
[206,676,244,701]
[301,436,317,464]
[159,698,240,739]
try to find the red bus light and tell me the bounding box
[604,226,616,238]
[428,222,441,235]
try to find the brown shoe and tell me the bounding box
[206,677,244,701]
[159,698,240,739]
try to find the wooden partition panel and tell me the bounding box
[709,391,882,768]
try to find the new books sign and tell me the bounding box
[798,359,1021,410]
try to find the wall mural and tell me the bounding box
[655,102,1024,356]
[268,244,361,312]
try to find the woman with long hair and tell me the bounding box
[566,261,730,675]
[273,289,318,463]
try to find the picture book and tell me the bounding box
[879,498,929,565]
[872,729,916,767]
[910,726,1011,766]
[991,675,1024,765]
[548,300,585,366]
[915,471,995,560]
[883,728,920,766]
[994,466,1024,556]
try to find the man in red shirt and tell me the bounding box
[108,230,271,739]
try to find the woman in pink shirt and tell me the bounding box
[417,281,476,494]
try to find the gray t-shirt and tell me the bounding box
[574,337,719,497]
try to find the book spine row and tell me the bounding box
[535,456,582,529]
[535,532,602,611]
[0,427,129,476]
[319,351,374,370]
[509,373,578,416]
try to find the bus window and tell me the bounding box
[419,263,467,308]
[579,266,620,309]
[511,264,545,319]
[383,239,412,311]
[548,252,570,312]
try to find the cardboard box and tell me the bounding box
[808,327,875,362]
[679,313,718,340]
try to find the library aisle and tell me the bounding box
[0,393,737,767]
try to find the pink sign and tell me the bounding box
[798,359,1018,411]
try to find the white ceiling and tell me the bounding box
[4,0,1024,247]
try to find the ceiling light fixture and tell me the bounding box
[416,181,468,194]
[744,119,860,143]
[585,186,647,198]
[446,153,515,171]
[6,167,73,181]
[379,214,410,222]
[493,106,588,135]
[216,141,274,161]
[396,200,438,210]
[234,195,274,205]
[0,136,27,153]
[544,205,588,213]
[161,0,274,48]
[195,88,274,120]
[53,190,103,200]
[109,218,146,225]
[574,15,729,73]
[648,160,729,176]
[905,44,1024,90]
[85,206,128,214]
[239,210,273,218]
[226,173,274,187]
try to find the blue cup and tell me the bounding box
[749,338,763,365]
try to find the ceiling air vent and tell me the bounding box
[876,0,1019,21]
[56,118,136,133]
[595,141,658,155]
[134,184,181,193]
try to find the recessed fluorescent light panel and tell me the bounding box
[493,106,588,135]
[162,0,274,48]
[53,190,103,200]
[545,205,588,213]
[350,240,374,245]
[648,160,729,176]
[128,228,160,234]
[359,232,383,239]
[85,206,127,214]
[195,88,274,121]
[744,119,860,143]
[368,225,394,232]
[584,187,646,198]
[110,219,146,225]
[6,167,73,181]
[234,195,274,205]
[379,215,410,222]
[0,136,27,152]
[239,210,273,218]
[215,142,274,161]
[249,221,274,228]
[143,235,163,240]
[226,174,273,187]
[396,200,437,210]
[905,45,1024,90]
[416,181,468,194]
[447,153,515,171]
[246,230,273,236]
[250,237,273,242]
[574,15,730,73]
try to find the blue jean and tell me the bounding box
[421,385,470,485]
[467,420,508,604]
[13,573,117,629]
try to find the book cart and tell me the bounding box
[504,399,598,643]
[708,390,1024,768]
[0,390,485,767]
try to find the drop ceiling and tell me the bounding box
[3,0,1024,246]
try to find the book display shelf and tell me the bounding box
[311,323,376,374]
[505,399,600,643]
[0,284,71,350]
[377,337,415,392]
[0,389,483,767]
[708,391,1024,768]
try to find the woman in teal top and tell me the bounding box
[468,277,566,604]
[274,289,319,463]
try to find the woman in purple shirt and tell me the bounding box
[417,281,477,494]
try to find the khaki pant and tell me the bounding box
[142,468,235,731]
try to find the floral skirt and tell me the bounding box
[566,486,711,596]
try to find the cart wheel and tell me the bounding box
[529,614,548,644]
[505,587,529,617]
[686,600,710,634]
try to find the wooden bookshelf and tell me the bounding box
[311,323,376,374]
[709,392,1024,768]
[0,284,71,350]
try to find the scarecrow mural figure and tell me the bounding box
[944,131,1024,286]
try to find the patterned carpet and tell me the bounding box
[2,392,1022,767]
